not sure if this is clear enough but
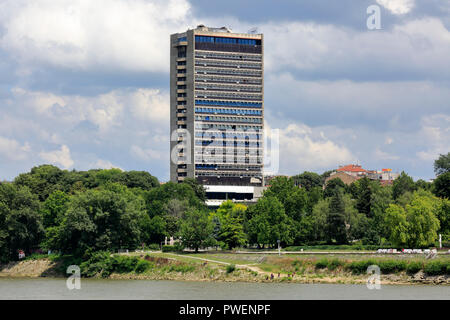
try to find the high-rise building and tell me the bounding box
[170,25,264,204]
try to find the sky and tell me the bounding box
[0,0,449,182]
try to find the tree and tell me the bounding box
[326,189,348,244]
[41,190,69,228]
[120,171,159,190]
[55,183,147,255]
[179,209,214,252]
[263,176,296,207]
[247,196,293,247]
[0,183,44,261]
[144,181,205,217]
[434,152,450,176]
[415,179,432,191]
[324,178,346,198]
[183,178,206,202]
[355,177,374,217]
[212,201,247,249]
[14,165,66,201]
[384,204,409,247]
[433,172,450,199]
[292,172,322,191]
[392,171,415,200]
[384,192,441,247]
[406,195,440,247]
[435,199,450,235]
[310,198,330,242]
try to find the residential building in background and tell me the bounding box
[170,25,265,206]
[325,164,400,186]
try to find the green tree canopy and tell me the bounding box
[179,209,214,252]
[433,172,450,199]
[292,172,322,191]
[434,152,450,176]
[393,171,416,200]
[0,183,44,261]
[326,189,348,244]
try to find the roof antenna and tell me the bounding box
[248,27,258,34]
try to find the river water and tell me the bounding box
[0,278,448,300]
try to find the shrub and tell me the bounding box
[162,245,179,252]
[135,260,152,273]
[406,261,423,274]
[424,260,448,275]
[378,260,407,274]
[79,251,113,278]
[327,259,344,271]
[148,243,160,250]
[346,260,376,274]
[315,259,328,269]
[111,255,139,273]
[226,264,236,274]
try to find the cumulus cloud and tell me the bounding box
[91,159,122,170]
[261,17,450,81]
[271,123,355,174]
[0,0,192,72]
[130,145,164,161]
[39,145,74,169]
[416,114,450,161]
[374,148,400,161]
[377,0,415,15]
[0,136,30,161]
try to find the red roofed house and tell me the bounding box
[336,164,368,178]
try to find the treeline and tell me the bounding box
[0,165,207,262]
[0,153,449,262]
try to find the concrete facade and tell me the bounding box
[170,26,264,191]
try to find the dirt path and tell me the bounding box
[165,253,273,277]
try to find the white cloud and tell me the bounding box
[375,147,400,161]
[130,145,164,161]
[39,144,74,169]
[261,18,450,79]
[129,89,170,123]
[91,159,122,170]
[9,87,169,133]
[416,114,450,161]
[273,123,355,174]
[0,136,30,161]
[0,0,192,72]
[376,0,415,15]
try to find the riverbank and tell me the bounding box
[1,252,449,285]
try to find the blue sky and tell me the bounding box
[0,0,449,182]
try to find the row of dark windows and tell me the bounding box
[195,99,262,108]
[195,36,261,46]
[195,107,262,116]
